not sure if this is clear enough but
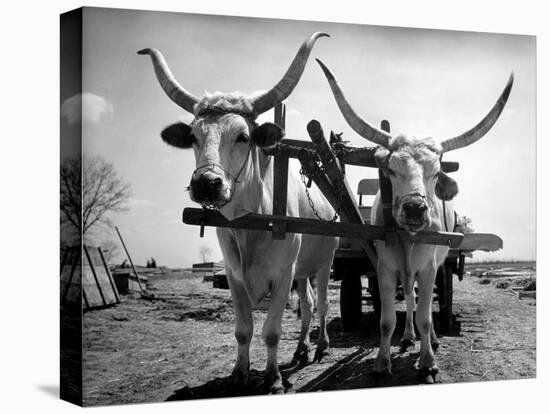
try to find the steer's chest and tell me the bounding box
[217,228,301,304]
[376,241,446,274]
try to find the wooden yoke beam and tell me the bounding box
[306,120,379,265]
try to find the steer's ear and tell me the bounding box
[251,122,284,149]
[374,147,391,176]
[435,171,459,201]
[161,122,195,149]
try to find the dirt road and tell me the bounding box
[82,263,536,406]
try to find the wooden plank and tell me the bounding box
[61,248,81,306]
[98,247,121,304]
[274,102,285,129]
[306,120,379,264]
[182,208,463,247]
[518,290,536,299]
[84,245,107,306]
[82,262,103,308]
[459,233,503,251]
[357,179,379,196]
[378,122,397,246]
[307,120,363,223]
[115,226,145,293]
[263,138,459,172]
[61,247,78,303]
[297,150,344,219]
[358,206,372,222]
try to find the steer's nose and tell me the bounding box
[402,200,428,221]
[190,175,224,203]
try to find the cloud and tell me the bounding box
[286,108,301,117]
[61,92,114,124]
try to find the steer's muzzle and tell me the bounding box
[189,171,231,208]
[397,195,430,233]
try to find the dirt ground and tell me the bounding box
[82,262,536,406]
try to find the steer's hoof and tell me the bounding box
[292,349,309,366]
[229,369,249,389]
[399,338,415,353]
[268,380,285,395]
[313,347,330,363]
[431,341,440,353]
[373,356,392,375]
[418,367,440,384]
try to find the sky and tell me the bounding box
[61,7,536,267]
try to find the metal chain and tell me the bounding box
[299,161,344,223]
[268,141,351,222]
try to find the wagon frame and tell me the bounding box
[182,103,502,334]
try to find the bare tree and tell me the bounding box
[61,155,131,237]
[199,245,213,263]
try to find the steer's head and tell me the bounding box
[375,135,444,232]
[316,59,513,233]
[139,33,328,208]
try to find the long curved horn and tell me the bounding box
[316,59,392,148]
[440,73,514,153]
[250,32,329,115]
[138,48,199,113]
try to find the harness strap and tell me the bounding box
[379,169,395,228]
[192,145,253,209]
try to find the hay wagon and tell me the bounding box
[182,104,502,334]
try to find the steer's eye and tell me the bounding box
[236,133,249,143]
[387,168,395,176]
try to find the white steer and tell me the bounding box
[317,58,513,382]
[140,33,338,394]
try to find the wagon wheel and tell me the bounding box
[437,260,454,333]
[339,267,362,332]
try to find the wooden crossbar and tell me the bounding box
[263,138,459,173]
[182,208,464,247]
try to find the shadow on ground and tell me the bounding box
[317,309,462,349]
[166,362,307,400]
[167,309,461,400]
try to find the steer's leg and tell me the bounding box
[374,264,397,375]
[314,261,331,362]
[292,278,313,365]
[263,271,293,394]
[227,272,253,388]
[430,322,440,352]
[400,288,417,352]
[416,264,439,383]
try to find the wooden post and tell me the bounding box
[115,226,145,293]
[272,155,289,239]
[272,102,288,240]
[379,120,398,246]
[306,120,378,265]
[98,247,121,304]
